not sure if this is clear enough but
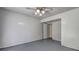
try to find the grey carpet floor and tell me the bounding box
[0,39,77,51]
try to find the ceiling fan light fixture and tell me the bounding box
[26,7,53,16]
[34,7,46,16]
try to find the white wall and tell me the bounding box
[0,9,42,48]
[41,8,79,50]
[52,20,61,41]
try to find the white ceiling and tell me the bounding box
[2,7,77,19]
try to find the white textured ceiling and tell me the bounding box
[2,7,77,19]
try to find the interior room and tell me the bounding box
[0,7,79,51]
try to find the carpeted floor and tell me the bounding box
[0,39,77,51]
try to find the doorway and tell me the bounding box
[42,22,52,40]
[42,19,61,41]
[47,24,52,39]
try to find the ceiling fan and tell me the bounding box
[26,7,53,16]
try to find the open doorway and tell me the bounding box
[42,19,61,42]
[47,24,52,39]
